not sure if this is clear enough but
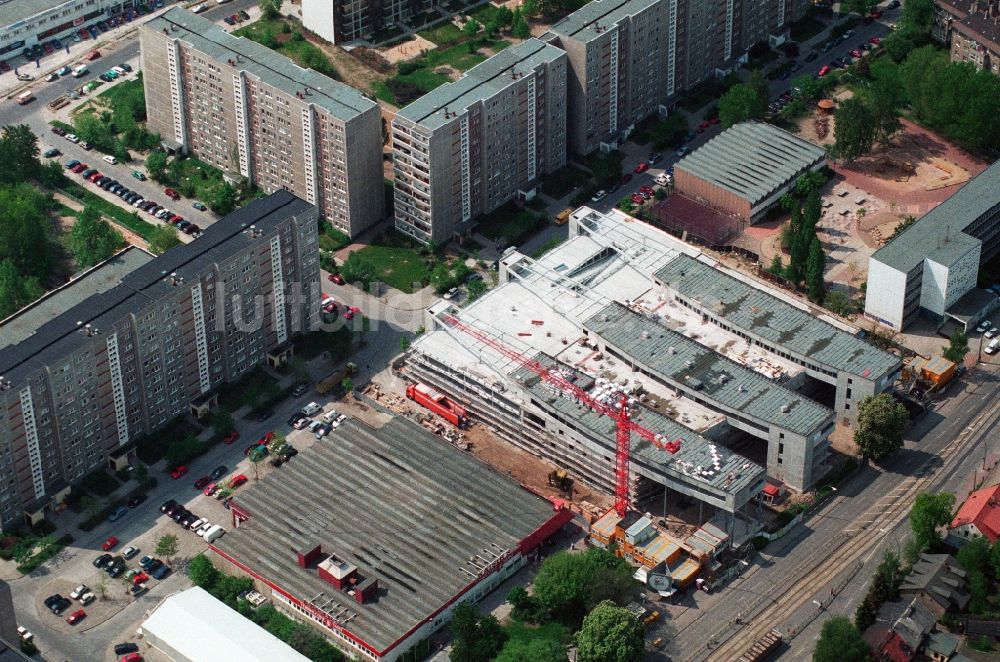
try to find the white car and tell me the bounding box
[443,287,459,300]
[987,327,1000,339]
[591,190,607,203]
[301,402,321,417]
[16,626,32,642]
[122,545,139,559]
[976,319,992,333]
[986,339,1000,355]
[321,409,339,424]
[196,523,213,537]
[675,147,690,157]
[193,2,208,11]
[66,134,79,143]
[70,584,89,600]
[78,592,96,605]
[293,417,312,430]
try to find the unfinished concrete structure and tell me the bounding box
[404,207,871,528]
[655,254,902,426]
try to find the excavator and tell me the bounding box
[547,469,573,494]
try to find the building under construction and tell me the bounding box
[402,207,900,527]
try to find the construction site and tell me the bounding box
[367,206,901,596]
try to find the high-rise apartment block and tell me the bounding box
[546,0,669,156]
[303,0,429,44]
[141,8,384,238]
[0,192,319,529]
[391,38,567,244]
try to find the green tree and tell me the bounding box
[888,215,917,241]
[909,492,955,552]
[813,616,870,662]
[69,206,124,268]
[147,224,181,255]
[806,237,825,304]
[80,495,99,518]
[146,151,168,182]
[883,32,915,62]
[867,75,903,145]
[0,258,43,319]
[155,534,179,558]
[208,182,239,216]
[943,328,969,363]
[825,290,855,317]
[834,97,877,161]
[496,5,514,26]
[854,393,908,461]
[341,377,354,393]
[840,0,877,15]
[188,553,220,589]
[260,0,281,19]
[795,171,827,197]
[521,0,538,16]
[73,113,116,153]
[450,603,507,662]
[649,113,688,149]
[768,254,784,277]
[990,538,1000,580]
[577,600,643,662]
[901,0,935,37]
[786,204,807,283]
[790,74,825,101]
[957,536,992,613]
[340,250,377,286]
[495,637,566,662]
[134,463,149,486]
[0,184,54,280]
[211,409,236,436]
[0,124,41,185]
[467,278,487,301]
[533,548,634,627]
[511,9,530,39]
[463,18,481,39]
[718,84,763,127]
[617,196,635,213]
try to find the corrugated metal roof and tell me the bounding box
[871,159,1000,273]
[675,122,826,207]
[584,302,834,437]
[214,416,558,653]
[140,587,311,662]
[394,38,564,131]
[548,0,661,43]
[147,8,376,121]
[655,254,900,380]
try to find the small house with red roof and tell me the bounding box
[949,483,1000,543]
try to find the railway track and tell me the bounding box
[694,397,1000,662]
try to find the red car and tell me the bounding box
[818,65,831,76]
[121,654,143,662]
[633,162,649,174]
[630,193,644,205]
[639,185,655,196]
[343,306,360,320]
[228,474,248,489]
[869,9,882,19]
[67,609,86,625]
[102,536,119,551]
[88,171,103,182]
[851,49,863,58]
[323,300,338,314]
[260,431,274,444]
[203,483,217,496]
[193,476,211,490]
[170,465,188,480]
[131,572,149,586]
[620,173,633,186]
[85,49,101,61]
[708,116,720,125]
[328,273,345,285]
[222,431,239,444]
[869,36,881,45]
[72,163,87,173]
[164,188,180,200]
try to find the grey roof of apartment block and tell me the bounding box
[393,38,564,130]
[871,159,1000,273]
[655,254,900,380]
[584,302,834,437]
[213,416,559,653]
[548,0,662,42]
[0,191,313,384]
[510,354,766,496]
[675,122,827,207]
[147,8,376,121]
[0,247,153,352]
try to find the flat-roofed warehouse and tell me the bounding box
[673,122,827,222]
[655,254,902,426]
[210,416,572,662]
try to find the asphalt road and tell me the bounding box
[658,363,1000,661]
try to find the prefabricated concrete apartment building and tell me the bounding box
[402,208,899,515]
[141,8,385,238]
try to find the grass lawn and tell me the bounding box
[167,158,229,203]
[373,40,497,104]
[55,175,156,241]
[499,620,570,657]
[355,232,431,293]
[419,21,465,45]
[476,203,547,244]
[422,41,490,70]
[96,77,144,108]
[468,3,503,24]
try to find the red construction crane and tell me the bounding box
[439,314,681,517]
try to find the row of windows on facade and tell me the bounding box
[5,0,100,37]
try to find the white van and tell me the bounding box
[72,65,88,78]
[103,155,117,165]
[203,524,226,543]
[301,402,321,416]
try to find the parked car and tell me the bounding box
[210,465,228,480]
[159,499,177,514]
[93,553,113,568]
[302,402,322,416]
[17,626,32,642]
[196,521,214,537]
[170,465,188,479]
[101,536,119,551]
[633,162,649,173]
[108,506,128,522]
[115,643,140,656]
[127,492,147,508]
[43,148,60,158]
[987,327,1000,339]
[228,474,248,489]
[675,147,690,157]
[976,319,992,333]
[139,556,156,569]
[122,545,139,560]
[164,187,180,200]
[69,585,90,600]
[619,173,633,186]
[150,564,171,580]
[192,201,207,210]
[222,430,239,444]
[193,476,211,490]
[67,609,86,625]
[328,273,345,285]
[591,190,607,203]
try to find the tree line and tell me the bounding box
[768,172,828,305]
